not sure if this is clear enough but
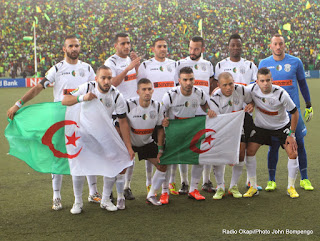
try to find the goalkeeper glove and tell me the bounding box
[304,107,313,122]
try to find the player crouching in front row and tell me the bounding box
[245,67,299,198]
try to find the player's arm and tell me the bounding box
[286,107,298,153]
[111,57,141,87]
[297,76,313,122]
[118,115,135,160]
[200,102,217,118]
[209,76,218,95]
[7,82,45,120]
[61,92,97,106]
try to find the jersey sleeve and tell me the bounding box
[296,59,311,103]
[69,83,87,96]
[281,90,296,112]
[136,62,147,81]
[214,63,221,80]
[251,63,258,82]
[115,93,127,115]
[208,96,220,114]
[174,62,181,85]
[44,65,57,84]
[209,62,214,78]
[87,65,96,82]
[104,59,117,77]
[161,92,171,116]
[243,85,253,103]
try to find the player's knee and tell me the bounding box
[288,152,298,159]
[157,165,167,172]
[120,168,126,174]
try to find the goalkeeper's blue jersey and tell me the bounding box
[259,54,306,109]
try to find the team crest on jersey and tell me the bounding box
[233,67,237,73]
[167,65,173,72]
[104,98,112,108]
[191,99,198,108]
[228,100,232,106]
[79,68,85,77]
[262,98,266,103]
[240,66,246,74]
[194,64,198,70]
[149,111,156,119]
[201,64,207,72]
[284,64,291,72]
[266,98,275,105]
[72,70,76,77]
[142,114,148,120]
[276,65,282,71]
[233,98,239,105]
[184,101,190,107]
[159,66,164,72]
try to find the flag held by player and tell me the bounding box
[160,111,244,165]
[5,100,133,177]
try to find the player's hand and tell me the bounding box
[207,109,217,118]
[285,136,297,153]
[162,117,169,127]
[244,102,255,113]
[304,107,313,122]
[83,92,97,101]
[127,57,141,71]
[128,148,135,160]
[7,105,20,120]
[157,152,163,163]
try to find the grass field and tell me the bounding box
[0,79,319,241]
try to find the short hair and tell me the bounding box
[271,33,285,42]
[114,33,129,43]
[137,78,152,87]
[191,36,205,47]
[64,35,78,45]
[218,72,233,82]
[257,67,271,76]
[228,33,242,45]
[179,67,193,76]
[97,65,111,75]
[152,37,166,47]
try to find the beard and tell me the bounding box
[190,53,201,60]
[66,51,79,60]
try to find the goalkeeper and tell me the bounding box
[259,33,314,191]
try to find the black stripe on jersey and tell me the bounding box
[251,84,256,92]
[242,85,245,95]
[111,56,116,59]
[250,62,252,69]
[118,113,127,119]
[132,99,137,105]
[218,63,221,69]
[110,60,116,66]
[273,88,279,93]
[86,83,90,93]
[168,92,173,104]
[289,107,297,114]
[126,100,130,113]
[143,62,146,69]
[115,93,120,103]
[88,66,90,72]
[157,102,160,113]
[55,65,58,72]
[210,98,219,108]
[279,91,284,101]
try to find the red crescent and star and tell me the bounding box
[190,129,216,154]
[42,120,82,159]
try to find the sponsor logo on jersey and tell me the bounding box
[154,81,174,88]
[150,68,159,71]
[224,68,232,71]
[276,65,282,71]
[194,80,208,86]
[125,73,137,81]
[61,72,71,75]
[131,127,154,135]
[273,79,292,86]
[284,64,291,72]
[257,107,278,116]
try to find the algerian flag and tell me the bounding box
[283,23,291,31]
[5,100,133,177]
[198,19,203,32]
[158,3,162,15]
[306,1,311,10]
[160,111,244,165]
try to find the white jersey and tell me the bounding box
[137,57,176,102]
[215,57,258,86]
[70,81,126,117]
[209,84,252,114]
[45,60,95,102]
[162,86,207,119]
[104,54,137,99]
[175,57,214,115]
[248,84,296,130]
[126,97,163,147]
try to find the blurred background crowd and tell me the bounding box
[1,0,319,78]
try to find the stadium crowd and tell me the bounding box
[1,0,319,77]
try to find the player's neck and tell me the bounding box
[65,57,78,65]
[155,56,166,62]
[139,98,150,108]
[180,86,192,96]
[273,53,285,61]
[230,56,241,62]
[116,52,128,59]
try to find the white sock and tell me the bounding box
[189,165,203,192]
[72,176,85,204]
[116,174,125,199]
[287,158,299,188]
[162,167,171,194]
[213,165,225,190]
[170,164,177,183]
[179,164,189,185]
[52,174,63,200]
[145,160,153,187]
[148,170,166,198]
[124,161,135,189]
[230,162,245,188]
[246,156,257,188]
[202,165,212,184]
[102,176,116,202]
[86,175,98,195]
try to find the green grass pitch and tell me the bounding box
[0,79,319,240]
